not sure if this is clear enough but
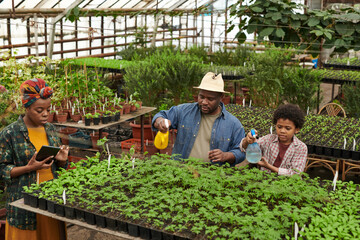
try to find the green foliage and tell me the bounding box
[342,82,360,118]
[27,154,360,239]
[243,46,291,108]
[229,0,360,53]
[124,49,203,106]
[281,67,322,111]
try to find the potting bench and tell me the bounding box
[10,199,141,240]
[54,107,156,153]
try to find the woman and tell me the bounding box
[0,78,69,240]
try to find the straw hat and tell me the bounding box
[194,72,229,93]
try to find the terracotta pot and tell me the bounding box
[70,113,81,122]
[90,132,110,150]
[130,105,137,112]
[123,104,131,114]
[222,95,231,105]
[136,101,142,109]
[129,122,155,140]
[56,113,68,123]
[48,112,55,123]
[59,127,78,145]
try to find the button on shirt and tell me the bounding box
[152,102,246,166]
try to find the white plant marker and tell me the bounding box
[294,222,299,240]
[72,107,74,115]
[37,172,39,184]
[306,106,309,115]
[62,190,66,205]
[103,104,105,112]
[82,107,85,115]
[132,157,135,169]
[243,98,245,107]
[211,62,213,66]
[270,126,273,135]
[106,143,110,155]
[15,100,18,109]
[333,170,338,191]
[107,154,111,170]
[347,60,350,66]
[94,104,97,112]
[249,100,252,108]
[343,137,347,149]
[353,139,356,151]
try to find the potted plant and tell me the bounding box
[102,111,111,124]
[84,113,92,126]
[92,112,101,125]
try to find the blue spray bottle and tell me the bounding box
[246,129,262,163]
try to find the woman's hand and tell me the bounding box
[55,145,69,167]
[55,145,69,162]
[27,152,54,172]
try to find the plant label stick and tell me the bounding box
[344,137,347,149]
[270,126,273,135]
[62,190,66,205]
[82,107,85,115]
[132,157,135,169]
[37,172,39,184]
[333,170,338,191]
[106,143,110,155]
[306,106,309,115]
[108,154,111,170]
[243,98,245,107]
[353,139,356,151]
[249,100,252,108]
[294,222,299,240]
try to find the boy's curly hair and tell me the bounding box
[272,104,305,129]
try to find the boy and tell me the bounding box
[240,104,307,175]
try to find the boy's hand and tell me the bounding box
[245,129,258,145]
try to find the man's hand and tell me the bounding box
[209,149,234,164]
[155,118,171,133]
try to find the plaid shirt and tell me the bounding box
[241,134,307,176]
[0,116,67,230]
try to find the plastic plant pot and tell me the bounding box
[93,117,100,125]
[84,118,92,126]
[84,211,96,225]
[64,205,75,219]
[127,223,140,237]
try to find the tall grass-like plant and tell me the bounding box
[282,67,322,111]
[123,60,165,107]
[342,82,360,118]
[152,50,203,105]
[244,47,291,108]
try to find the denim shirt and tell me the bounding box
[0,116,68,230]
[152,102,245,166]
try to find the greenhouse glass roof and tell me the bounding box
[0,0,220,11]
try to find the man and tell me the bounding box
[152,72,245,166]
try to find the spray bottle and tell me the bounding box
[246,129,262,163]
[154,119,170,150]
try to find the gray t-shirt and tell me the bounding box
[189,112,221,162]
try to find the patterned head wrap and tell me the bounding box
[20,78,53,108]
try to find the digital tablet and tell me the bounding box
[36,145,60,162]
